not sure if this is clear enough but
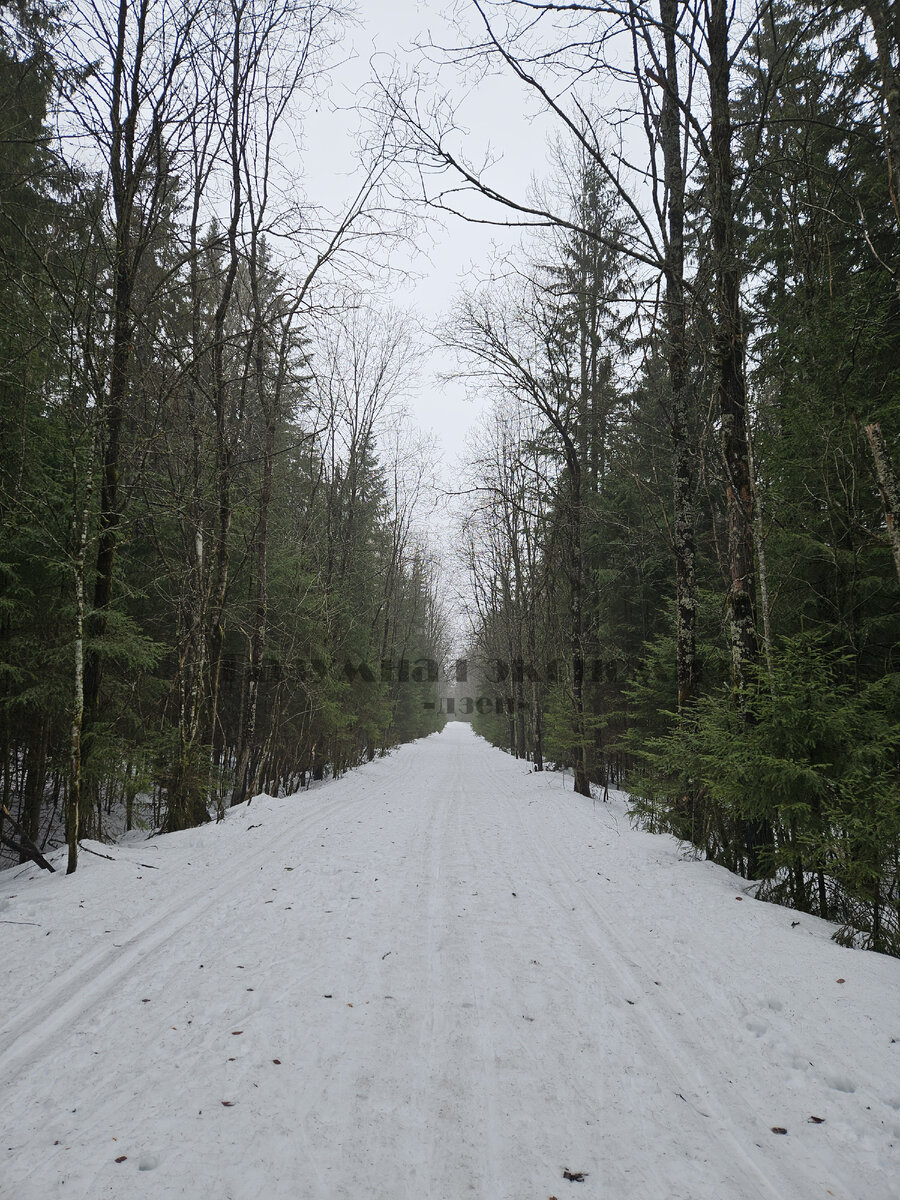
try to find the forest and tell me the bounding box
[1,0,899,955]
[0,0,448,878]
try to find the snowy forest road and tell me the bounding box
[2,722,899,1200]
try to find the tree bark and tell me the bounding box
[205,6,245,768]
[864,421,900,585]
[708,0,758,691]
[864,1,900,226]
[566,450,591,797]
[707,0,770,877]
[659,0,698,714]
[67,428,95,874]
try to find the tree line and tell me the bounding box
[407,1,900,955]
[0,0,446,874]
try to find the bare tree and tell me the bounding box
[381,0,708,713]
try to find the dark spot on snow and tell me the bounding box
[771,1127,788,1135]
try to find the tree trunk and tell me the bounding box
[567,456,590,797]
[68,432,95,875]
[864,422,900,586]
[708,0,758,691]
[20,716,49,859]
[233,393,275,806]
[708,0,770,878]
[659,0,697,714]
[865,2,900,227]
[206,4,245,762]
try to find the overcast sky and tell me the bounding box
[289,0,564,642]
[300,0,555,466]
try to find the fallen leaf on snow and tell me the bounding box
[115,1155,127,1163]
[771,1127,787,1134]
[221,1101,235,1107]
[809,1115,825,1124]
[563,1168,588,1181]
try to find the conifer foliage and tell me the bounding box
[0,0,445,872]
[439,1,900,955]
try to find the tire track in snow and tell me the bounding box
[4,728,895,1200]
[412,730,508,1197]
[438,782,505,1200]
[0,785,383,1090]
[244,738,445,1200]
[459,750,663,1197]
[3,746,426,1200]
[487,758,859,1200]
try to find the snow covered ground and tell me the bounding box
[2,721,898,1200]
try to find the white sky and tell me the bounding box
[300,0,555,467]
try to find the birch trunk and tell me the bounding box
[865,422,900,586]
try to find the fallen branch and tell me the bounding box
[78,842,159,869]
[1,808,56,873]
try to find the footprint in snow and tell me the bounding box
[825,1074,856,1094]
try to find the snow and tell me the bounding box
[1,721,898,1199]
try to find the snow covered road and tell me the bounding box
[2,722,899,1199]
